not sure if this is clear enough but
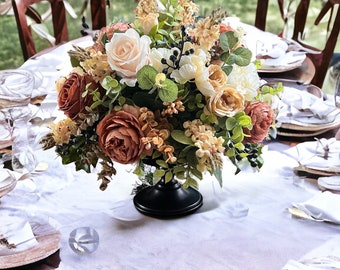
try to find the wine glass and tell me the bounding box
[0,70,39,202]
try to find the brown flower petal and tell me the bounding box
[58,72,100,120]
[96,110,145,164]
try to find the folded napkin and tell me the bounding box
[283,235,340,269]
[293,139,340,172]
[0,210,38,255]
[276,86,338,125]
[292,191,340,224]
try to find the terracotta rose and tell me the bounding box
[58,72,99,120]
[243,101,274,143]
[96,110,146,164]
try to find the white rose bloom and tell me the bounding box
[105,28,151,87]
[227,63,260,101]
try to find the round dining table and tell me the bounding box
[1,36,340,270]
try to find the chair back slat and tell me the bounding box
[255,0,340,88]
[12,0,68,61]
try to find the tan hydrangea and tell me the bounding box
[135,0,159,17]
[50,118,78,145]
[183,119,224,172]
[191,17,220,51]
[178,0,199,26]
[138,107,176,163]
[81,49,112,83]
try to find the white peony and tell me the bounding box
[227,63,261,101]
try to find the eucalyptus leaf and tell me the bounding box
[158,78,178,102]
[165,171,173,183]
[226,117,237,130]
[171,130,193,145]
[219,31,238,51]
[154,169,165,178]
[228,47,252,66]
[213,166,223,187]
[136,65,157,90]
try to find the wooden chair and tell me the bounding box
[11,0,69,61]
[255,0,340,89]
[80,0,109,35]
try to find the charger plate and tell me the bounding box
[0,223,60,269]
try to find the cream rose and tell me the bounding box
[105,28,151,87]
[207,85,244,117]
[137,13,159,35]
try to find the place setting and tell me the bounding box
[273,80,340,140]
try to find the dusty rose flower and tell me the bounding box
[58,72,100,120]
[207,85,244,117]
[243,101,274,143]
[96,110,146,164]
[92,22,130,52]
[219,23,234,33]
[105,28,151,87]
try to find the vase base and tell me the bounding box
[133,179,203,218]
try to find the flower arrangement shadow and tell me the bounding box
[41,0,282,211]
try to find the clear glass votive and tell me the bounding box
[68,227,99,255]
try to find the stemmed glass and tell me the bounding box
[0,70,39,202]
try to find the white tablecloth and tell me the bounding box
[1,37,340,270]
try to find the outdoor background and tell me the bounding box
[0,0,338,71]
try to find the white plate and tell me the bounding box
[259,54,306,73]
[111,199,145,223]
[0,222,60,268]
[318,176,340,191]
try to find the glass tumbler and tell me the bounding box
[0,69,37,174]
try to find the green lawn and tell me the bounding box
[0,0,338,70]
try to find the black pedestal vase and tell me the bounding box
[133,178,203,218]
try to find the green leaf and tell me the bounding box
[227,47,252,66]
[219,31,238,51]
[137,65,157,90]
[237,115,252,127]
[226,117,237,130]
[171,130,193,145]
[191,168,203,180]
[154,169,165,178]
[231,126,244,143]
[165,171,173,183]
[173,165,186,174]
[222,65,233,75]
[213,166,223,187]
[158,78,178,102]
[102,76,119,91]
[156,159,169,168]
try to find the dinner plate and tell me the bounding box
[259,54,306,73]
[318,176,340,192]
[0,222,60,269]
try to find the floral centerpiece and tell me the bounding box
[42,0,280,194]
